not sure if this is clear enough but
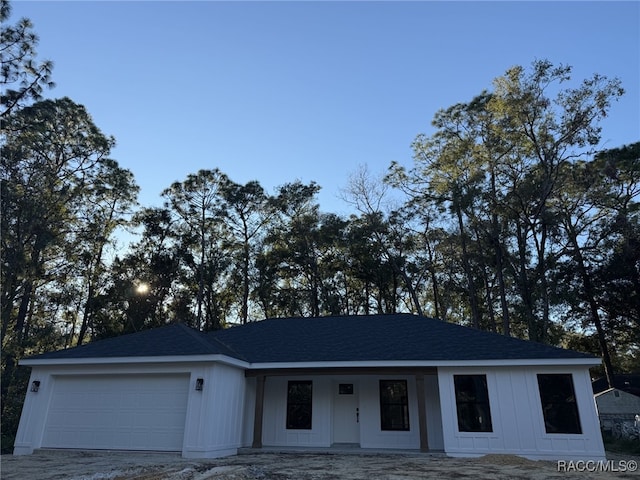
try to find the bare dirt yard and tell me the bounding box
[2,450,639,480]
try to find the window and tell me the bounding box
[454,375,493,432]
[379,380,410,431]
[286,381,312,429]
[537,374,582,434]
[339,383,353,395]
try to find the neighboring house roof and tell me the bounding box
[24,313,597,365]
[594,388,640,416]
[592,374,640,397]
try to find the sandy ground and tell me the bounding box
[2,450,639,480]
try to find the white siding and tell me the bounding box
[182,363,247,458]
[242,376,256,447]
[424,374,444,451]
[259,374,436,451]
[358,375,420,449]
[15,361,605,461]
[14,370,58,455]
[438,366,606,461]
[261,376,332,447]
[13,361,248,459]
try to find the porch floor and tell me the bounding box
[238,446,446,457]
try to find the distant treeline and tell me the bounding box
[1,0,638,451]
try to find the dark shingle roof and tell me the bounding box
[592,374,640,396]
[211,314,595,362]
[27,323,242,360]
[25,314,596,363]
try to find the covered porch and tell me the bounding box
[245,367,444,453]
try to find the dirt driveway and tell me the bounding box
[2,450,639,480]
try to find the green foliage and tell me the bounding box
[0,0,54,116]
[2,33,638,455]
[1,26,138,448]
[388,60,629,347]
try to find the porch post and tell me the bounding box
[415,373,429,452]
[252,375,265,449]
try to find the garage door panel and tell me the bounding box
[42,374,189,451]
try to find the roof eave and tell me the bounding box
[246,358,601,370]
[19,354,250,369]
[20,356,600,370]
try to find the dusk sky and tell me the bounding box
[11,1,640,217]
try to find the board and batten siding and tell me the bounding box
[437,366,606,461]
[357,375,422,449]
[14,361,248,458]
[256,374,444,451]
[261,375,332,447]
[182,362,247,458]
[242,376,257,447]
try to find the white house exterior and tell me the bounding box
[13,314,606,461]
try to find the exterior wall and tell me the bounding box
[258,374,443,451]
[13,361,247,458]
[242,376,257,447]
[182,362,247,458]
[357,375,420,449]
[262,375,332,447]
[424,374,445,451]
[437,366,605,461]
[13,368,56,455]
[15,362,604,460]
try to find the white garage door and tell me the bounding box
[42,374,189,451]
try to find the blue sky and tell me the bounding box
[10,1,640,216]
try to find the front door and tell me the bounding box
[332,381,360,445]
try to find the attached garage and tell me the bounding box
[42,374,189,451]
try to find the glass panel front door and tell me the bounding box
[333,381,360,444]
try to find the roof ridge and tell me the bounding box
[174,323,221,354]
[175,323,249,361]
[208,331,250,362]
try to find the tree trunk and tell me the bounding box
[0,274,18,346]
[455,205,481,328]
[568,225,616,388]
[514,223,538,341]
[76,279,95,347]
[386,255,422,316]
[482,265,498,332]
[535,220,551,344]
[78,247,105,346]
[197,205,206,330]
[490,165,511,336]
[364,281,370,315]
[241,236,250,325]
[14,280,33,344]
[495,242,511,336]
[424,237,441,319]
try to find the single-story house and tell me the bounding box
[14,314,605,461]
[594,387,640,434]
